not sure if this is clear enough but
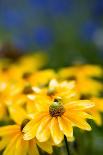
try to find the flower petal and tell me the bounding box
[28,140,39,155]
[89,110,102,126]
[50,118,64,144]
[66,112,92,131]
[9,105,27,125]
[23,113,48,140]
[58,116,73,137]
[36,116,51,142]
[37,140,53,154]
[0,125,20,136]
[0,136,10,150]
[15,135,29,155]
[3,134,19,155]
[65,100,94,110]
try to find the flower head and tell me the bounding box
[0,105,53,155]
[23,80,94,144]
[58,65,102,96]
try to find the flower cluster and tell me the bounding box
[0,53,103,155]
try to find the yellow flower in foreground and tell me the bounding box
[58,65,102,96]
[0,106,53,155]
[23,80,94,145]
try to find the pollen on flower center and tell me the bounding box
[49,98,65,117]
[21,119,30,131]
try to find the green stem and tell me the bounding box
[64,136,70,155]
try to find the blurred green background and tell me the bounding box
[0,0,103,155]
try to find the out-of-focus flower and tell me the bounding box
[28,69,57,87]
[80,94,103,125]
[0,105,53,155]
[88,97,103,125]
[7,52,47,80]
[58,65,103,96]
[23,79,94,145]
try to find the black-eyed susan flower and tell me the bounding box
[0,105,53,155]
[23,80,94,145]
[58,65,102,96]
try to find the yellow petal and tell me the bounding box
[49,79,58,89]
[50,118,64,145]
[3,134,19,155]
[23,113,47,133]
[0,125,20,136]
[89,110,102,126]
[28,140,39,155]
[23,113,48,140]
[37,140,53,154]
[60,81,75,90]
[36,116,51,142]
[67,136,75,142]
[0,136,10,150]
[58,116,73,137]
[23,122,39,141]
[83,65,102,77]
[66,112,92,131]
[58,67,75,80]
[15,135,29,155]
[65,100,94,110]
[9,105,27,125]
[92,98,103,112]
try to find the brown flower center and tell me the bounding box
[80,94,91,100]
[21,119,30,131]
[22,72,31,79]
[23,85,34,94]
[49,98,65,117]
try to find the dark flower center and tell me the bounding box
[23,85,34,94]
[21,119,30,131]
[49,98,65,117]
[22,72,31,79]
[80,94,91,100]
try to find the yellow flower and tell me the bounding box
[3,52,47,81]
[23,80,94,145]
[18,52,47,72]
[88,98,103,125]
[0,106,53,155]
[79,95,103,125]
[58,65,102,96]
[0,77,40,119]
[26,79,78,113]
[28,69,56,88]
